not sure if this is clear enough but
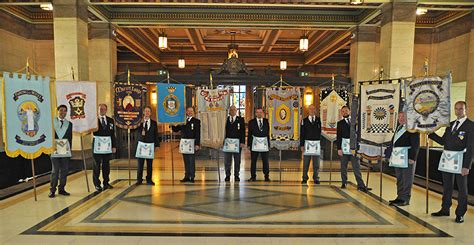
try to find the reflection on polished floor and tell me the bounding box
[1,143,473,244]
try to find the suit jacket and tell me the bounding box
[54,119,73,145]
[172,117,201,146]
[300,116,322,146]
[225,115,246,144]
[391,125,420,161]
[336,118,351,150]
[137,119,160,146]
[93,116,117,148]
[429,118,474,169]
[247,118,270,151]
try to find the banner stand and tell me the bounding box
[329,141,333,186]
[171,130,175,184]
[80,135,91,192]
[127,129,131,186]
[425,134,430,214]
[30,159,37,201]
[216,150,221,182]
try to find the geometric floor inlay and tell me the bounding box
[23,179,450,237]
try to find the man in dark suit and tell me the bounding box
[49,105,73,198]
[224,105,246,182]
[247,107,271,182]
[92,104,116,191]
[136,106,160,185]
[430,101,474,223]
[388,111,420,206]
[172,106,201,183]
[336,105,370,192]
[300,104,322,184]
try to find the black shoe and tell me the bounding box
[248,177,256,182]
[135,181,142,185]
[146,181,155,186]
[95,186,102,192]
[341,184,346,189]
[189,178,195,183]
[301,180,308,184]
[103,184,114,190]
[225,176,230,182]
[235,176,240,182]
[393,200,410,206]
[314,179,320,184]
[389,199,402,206]
[358,186,372,192]
[455,215,464,223]
[264,177,271,182]
[431,210,450,217]
[58,190,70,196]
[180,178,190,183]
[48,192,55,198]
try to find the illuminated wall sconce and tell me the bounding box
[280,60,287,71]
[158,32,168,50]
[178,57,185,69]
[416,7,428,15]
[304,92,314,107]
[151,90,157,105]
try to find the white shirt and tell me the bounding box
[345,117,351,125]
[229,115,236,123]
[309,115,315,123]
[187,116,193,122]
[100,116,107,126]
[143,118,150,131]
[57,117,65,127]
[452,116,467,132]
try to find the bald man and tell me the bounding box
[300,105,322,184]
[223,105,246,182]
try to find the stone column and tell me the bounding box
[349,26,379,93]
[89,23,117,111]
[379,1,417,79]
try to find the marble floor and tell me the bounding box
[1,143,474,244]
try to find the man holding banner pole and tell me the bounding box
[387,110,420,206]
[430,101,474,223]
[49,105,73,198]
[300,104,322,184]
[92,104,116,192]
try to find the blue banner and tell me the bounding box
[2,72,54,159]
[157,83,186,124]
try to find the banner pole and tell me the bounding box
[425,134,430,214]
[279,149,282,183]
[171,130,175,184]
[217,149,221,182]
[127,129,131,185]
[379,144,383,202]
[30,159,37,201]
[329,141,333,185]
[80,135,91,192]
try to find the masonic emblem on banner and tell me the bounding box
[67,92,86,119]
[163,86,179,116]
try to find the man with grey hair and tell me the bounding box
[223,105,246,182]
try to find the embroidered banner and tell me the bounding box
[114,83,146,129]
[197,87,230,149]
[157,83,186,124]
[320,89,348,142]
[359,81,400,160]
[56,81,97,134]
[2,72,54,159]
[405,75,451,133]
[266,87,300,150]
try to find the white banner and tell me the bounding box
[197,88,230,149]
[405,75,451,133]
[320,90,347,142]
[56,81,97,134]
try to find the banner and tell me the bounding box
[55,81,97,133]
[114,83,146,129]
[197,87,230,149]
[266,87,300,150]
[2,72,54,159]
[320,89,348,142]
[358,81,400,160]
[157,83,186,124]
[405,75,451,133]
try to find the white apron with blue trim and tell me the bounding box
[93,136,112,154]
[389,147,410,168]
[252,137,269,152]
[51,118,71,158]
[179,139,195,154]
[135,141,155,159]
[304,140,321,156]
[438,150,465,174]
[223,138,240,153]
[342,138,351,155]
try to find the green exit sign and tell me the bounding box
[157,70,168,75]
[299,71,309,77]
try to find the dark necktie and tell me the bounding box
[144,120,148,131]
[60,120,64,128]
[452,121,460,134]
[258,120,262,130]
[230,117,233,124]
[346,118,350,125]
[101,117,106,128]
